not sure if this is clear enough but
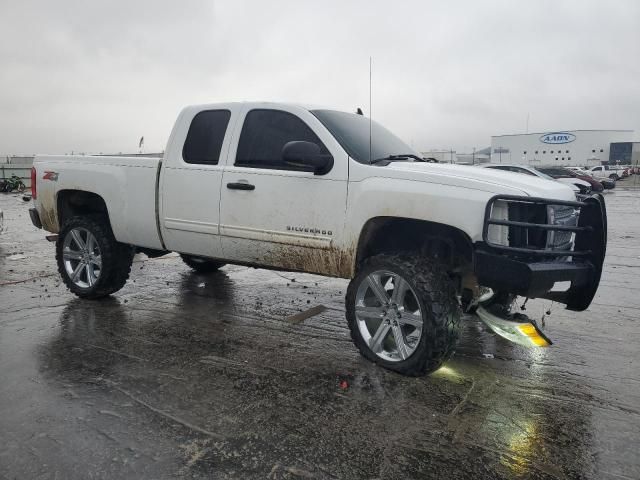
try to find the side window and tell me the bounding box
[235,109,329,171]
[182,110,231,165]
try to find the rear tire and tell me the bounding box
[56,215,134,299]
[180,254,225,273]
[346,254,461,376]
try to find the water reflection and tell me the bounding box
[451,319,595,478]
[36,298,129,382]
[38,270,238,383]
[34,277,599,479]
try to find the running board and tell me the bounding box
[476,305,552,348]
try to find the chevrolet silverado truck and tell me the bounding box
[28,102,607,376]
[590,165,627,181]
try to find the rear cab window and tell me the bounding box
[182,110,231,164]
[235,109,330,172]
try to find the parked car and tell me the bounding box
[536,166,604,193]
[566,167,616,189]
[481,164,589,194]
[566,166,592,176]
[590,165,624,181]
[599,177,617,189]
[28,102,607,376]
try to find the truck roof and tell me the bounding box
[181,101,342,114]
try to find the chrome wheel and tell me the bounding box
[354,270,424,362]
[62,227,102,288]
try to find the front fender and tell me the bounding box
[346,177,508,245]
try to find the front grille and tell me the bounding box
[507,202,547,249]
[483,195,592,258]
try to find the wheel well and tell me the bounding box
[355,217,473,271]
[57,190,109,228]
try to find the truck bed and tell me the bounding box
[32,155,164,250]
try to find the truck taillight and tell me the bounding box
[31,167,37,199]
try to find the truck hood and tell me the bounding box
[385,162,577,201]
[555,177,592,188]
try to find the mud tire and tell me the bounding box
[56,215,134,299]
[346,254,461,376]
[180,254,225,273]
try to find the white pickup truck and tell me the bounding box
[589,165,626,181]
[29,102,607,375]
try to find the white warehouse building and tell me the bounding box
[490,130,635,167]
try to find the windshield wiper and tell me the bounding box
[371,154,426,164]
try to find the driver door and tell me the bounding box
[219,106,350,277]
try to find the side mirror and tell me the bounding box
[282,141,333,175]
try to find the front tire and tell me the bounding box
[56,215,134,299]
[180,254,225,273]
[346,254,461,376]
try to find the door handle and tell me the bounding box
[226,182,255,191]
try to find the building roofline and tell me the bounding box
[492,129,634,138]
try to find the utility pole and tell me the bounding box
[472,147,476,165]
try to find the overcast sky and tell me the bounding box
[1,0,638,155]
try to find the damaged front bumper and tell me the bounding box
[476,305,552,347]
[474,194,607,312]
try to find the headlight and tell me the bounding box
[546,205,578,250]
[487,200,509,246]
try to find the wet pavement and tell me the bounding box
[1,187,639,480]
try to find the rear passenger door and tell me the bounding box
[159,108,235,258]
[219,106,349,277]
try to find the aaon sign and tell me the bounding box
[539,132,576,144]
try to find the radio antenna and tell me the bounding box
[369,56,372,164]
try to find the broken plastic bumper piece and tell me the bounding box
[476,305,552,348]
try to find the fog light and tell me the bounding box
[476,306,552,348]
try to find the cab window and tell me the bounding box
[235,109,330,172]
[182,110,231,164]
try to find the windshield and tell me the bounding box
[531,169,556,181]
[311,109,419,164]
[538,166,575,177]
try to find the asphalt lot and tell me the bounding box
[1,186,639,480]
